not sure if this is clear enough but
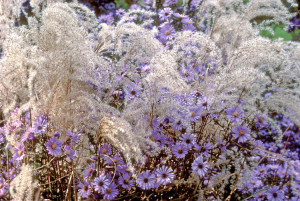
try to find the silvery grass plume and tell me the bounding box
[0,0,299,176]
[9,164,40,201]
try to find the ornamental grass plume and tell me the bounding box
[9,164,40,201]
[0,0,299,200]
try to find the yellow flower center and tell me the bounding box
[106,188,112,194]
[191,111,195,117]
[239,130,244,136]
[102,149,107,154]
[18,150,23,156]
[233,112,238,117]
[165,30,170,35]
[51,144,57,150]
[0,184,3,189]
[151,137,156,142]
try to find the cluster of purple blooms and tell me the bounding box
[0,0,299,200]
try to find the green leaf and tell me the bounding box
[273,26,292,41]
[115,0,130,9]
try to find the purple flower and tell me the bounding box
[78,179,92,198]
[192,156,209,178]
[93,174,110,194]
[13,143,25,161]
[179,133,196,149]
[182,24,196,31]
[125,82,142,100]
[98,143,112,156]
[159,7,173,21]
[136,170,156,190]
[163,0,177,7]
[267,186,284,201]
[53,131,61,137]
[103,182,119,200]
[0,178,8,197]
[188,108,202,122]
[155,166,175,185]
[83,163,96,178]
[0,127,5,144]
[104,2,115,10]
[255,114,268,129]
[45,137,63,156]
[21,127,36,142]
[225,106,244,123]
[63,145,76,160]
[254,192,265,201]
[194,142,212,157]
[232,125,251,143]
[118,173,134,189]
[66,130,81,144]
[116,9,125,18]
[105,153,124,166]
[159,23,175,41]
[172,142,189,158]
[33,115,47,134]
[172,120,184,131]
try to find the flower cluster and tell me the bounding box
[0,0,299,200]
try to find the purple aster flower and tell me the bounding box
[192,156,209,178]
[179,133,196,149]
[267,186,284,201]
[104,2,115,10]
[182,24,196,31]
[0,178,8,197]
[33,115,47,134]
[232,125,251,143]
[159,23,175,40]
[0,133,3,144]
[172,120,184,131]
[63,145,76,160]
[182,18,193,25]
[0,178,8,198]
[118,173,134,189]
[83,163,96,178]
[116,9,125,18]
[45,137,63,156]
[238,180,253,194]
[13,143,25,161]
[163,0,177,7]
[66,130,81,144]
[136,170,156,190]
[125,82,142,100]
[98,143,112,156]
[53,131,61,137]
[150,132,167,146]
[7,167,17,180]
[159,7,173,21]
[130,4,141,10]
[78,179,92,198]
[254,192,265,201]
[255,114,268,129]
[93,174,110,194]
[155,166,175,185]
[21,127,36,142]
[172,142,189,158]
[194,142,212,157]
[225,106,244,123]
[103,182,119,200]
[0,127,5,144]
[105,153,124,166]
[188,108,202,122]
